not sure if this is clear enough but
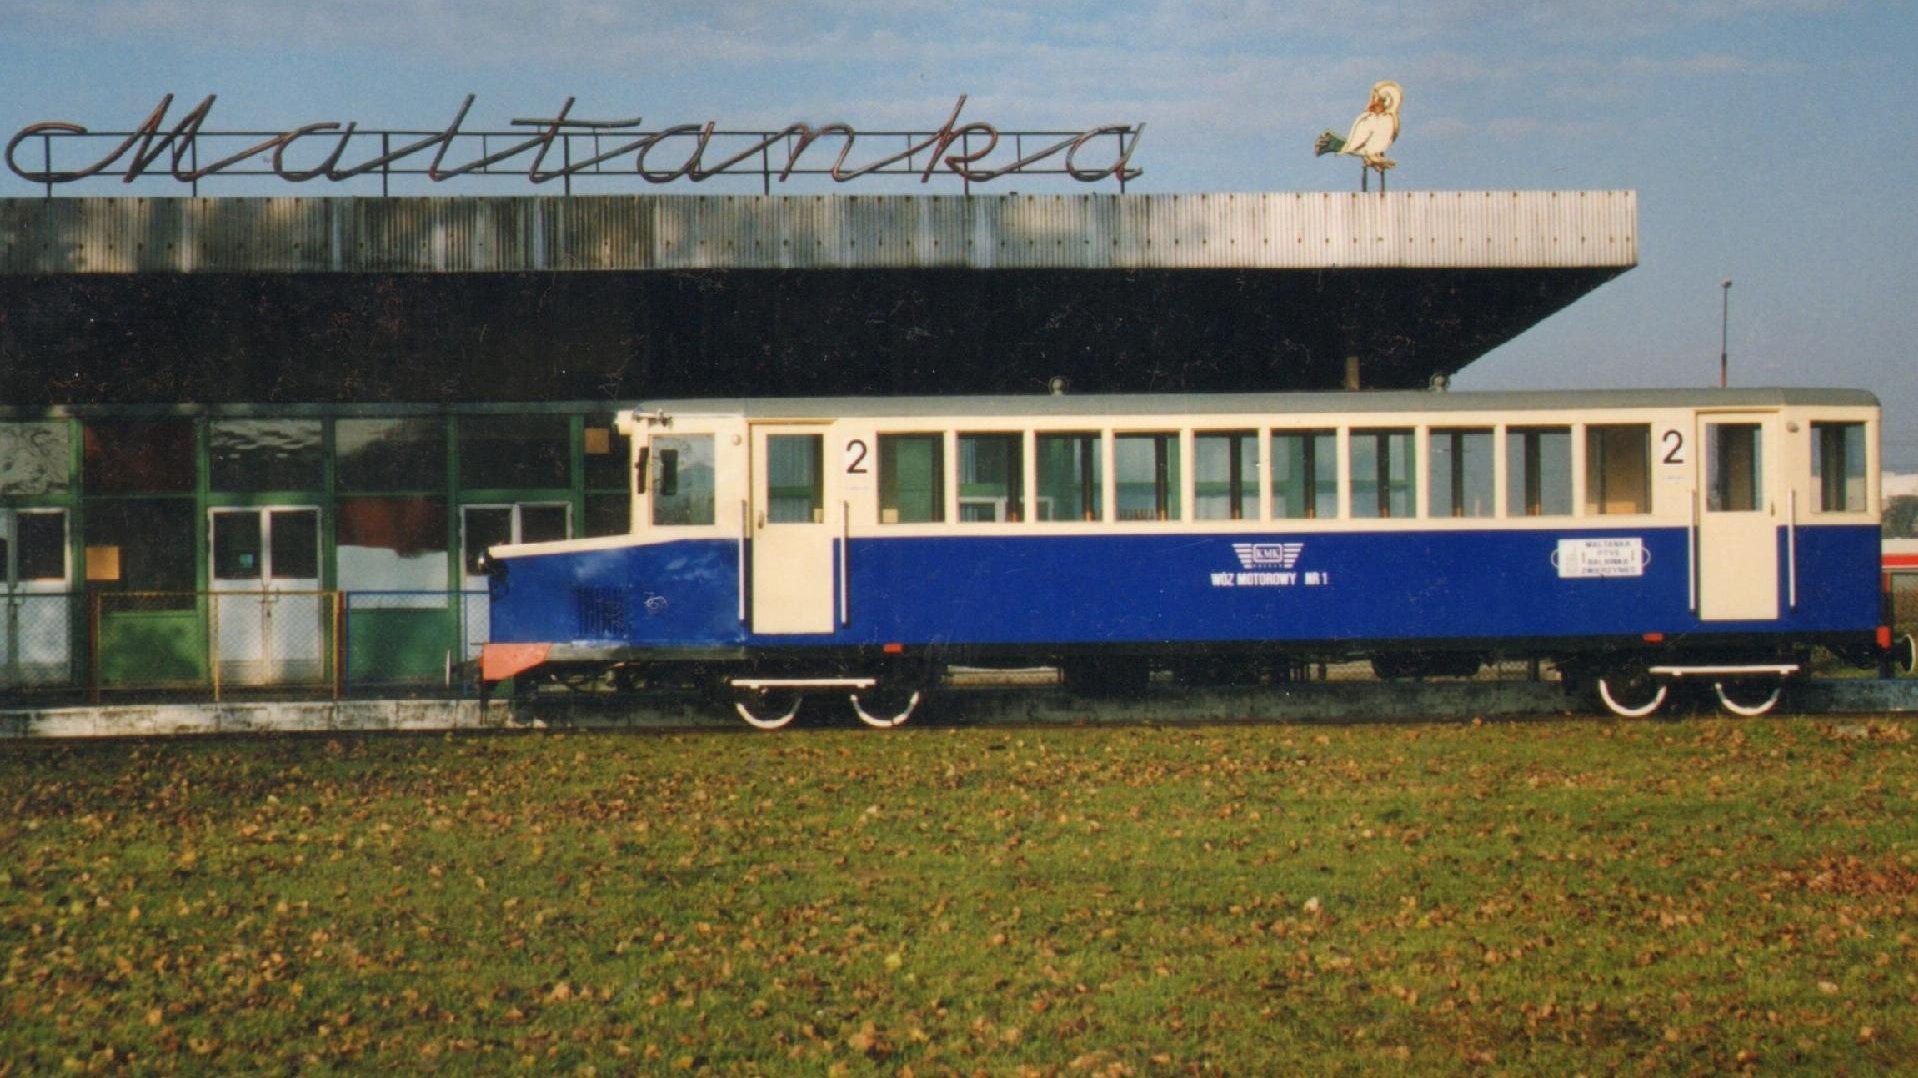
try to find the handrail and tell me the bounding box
[1688,490,1699,614]
[1788,490,1798,610]
[737,500,750,625]
[839,501,851,628]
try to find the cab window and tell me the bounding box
[1812,421,1866,512]
[651,435,716,526]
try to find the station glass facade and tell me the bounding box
[0,404,629,697]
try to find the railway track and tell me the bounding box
[7,676,1917,739]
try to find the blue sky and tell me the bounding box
[4,0,1915,465]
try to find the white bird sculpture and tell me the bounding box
[1315,81,1402,190]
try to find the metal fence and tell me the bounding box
[0,590,489,703]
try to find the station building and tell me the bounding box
[0,190,1637,696]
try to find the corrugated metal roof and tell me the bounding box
[0,190,1636,275]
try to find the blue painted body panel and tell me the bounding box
[489,524,1883,653]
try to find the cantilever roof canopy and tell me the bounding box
[0,191,1634,405]
[635,387,1878,421]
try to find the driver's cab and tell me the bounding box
[620,407,838,635]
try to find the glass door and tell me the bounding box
[209,507,323,686]
[0,509,72,688]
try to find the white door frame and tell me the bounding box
[750,424,836,635]
[1695,413,1779,621]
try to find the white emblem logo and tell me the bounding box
[1232,542,1304,569]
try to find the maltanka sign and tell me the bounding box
[6,95,1144,190]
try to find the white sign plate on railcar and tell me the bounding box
[1553,537,1649,579]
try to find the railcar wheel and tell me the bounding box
[849,688,922,729]
[1595,667,1667,718]
[733,690,803,730]
[1713,679,1782,717]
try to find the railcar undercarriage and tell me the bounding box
[485,632,1885,727]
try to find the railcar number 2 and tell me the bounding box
[1661,429,1684,464]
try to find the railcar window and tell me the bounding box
[1350,429,1415,519]
[1429,429,1494,518]
[1506,427,1572,516]
[1037,433,1102,522]
[1116,434,1180,521]
[958,434,1023,523]
[1705,423,1763,513]
[651,435,715,526]
[1812,421,1867,512]
[1271,430,1337,519]
[1584,425,1651,515]
[1195,431,1256,521]
[766,435,824,524]
[879,434,945,524]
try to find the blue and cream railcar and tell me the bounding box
[481,389,1886,724]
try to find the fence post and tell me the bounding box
[333,592,345,701]
[209,592,221,704]
[88,593,100,705]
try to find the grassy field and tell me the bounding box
[2,716,1916,1074]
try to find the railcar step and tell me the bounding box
[730,677,878,690]
[1645,664,1799,678]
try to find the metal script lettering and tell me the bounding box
[7,95,1145,190]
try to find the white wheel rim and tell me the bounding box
[849,689,921,729]
[1597,675,1667,718]
[1713,681,1781,717]
[1901,634,1917,676]
[734,694,802,730]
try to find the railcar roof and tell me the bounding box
[634,387,1877,420]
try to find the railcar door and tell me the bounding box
[750,426,836,635]
[1695,413,1779,621]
